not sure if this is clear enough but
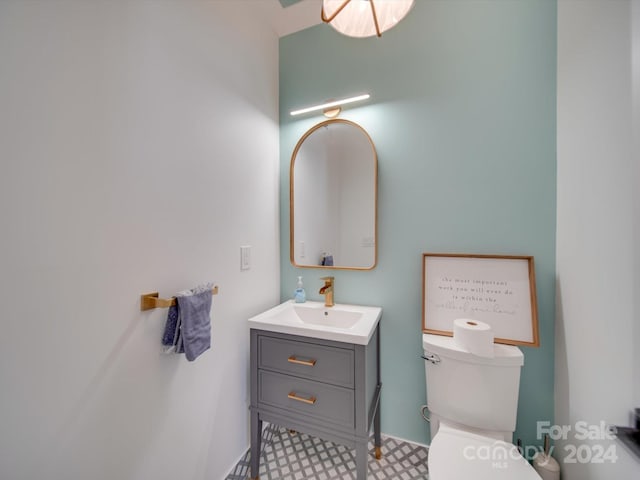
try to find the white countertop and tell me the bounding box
[248,300,382,345]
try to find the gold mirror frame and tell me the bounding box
[290,119,378,270]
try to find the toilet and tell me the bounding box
[423,333,542,479]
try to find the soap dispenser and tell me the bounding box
[294,276,306,303]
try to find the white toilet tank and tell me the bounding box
[423,333,524,438]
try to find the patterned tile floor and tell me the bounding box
[226,423,429,479]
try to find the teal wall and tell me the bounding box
[279,0,556,448]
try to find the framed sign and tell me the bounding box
[422,253,539,347]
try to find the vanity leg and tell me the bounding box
[355,440,368,479]
[250,411,262,480]
[374,395,382,459]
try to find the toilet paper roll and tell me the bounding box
[452,318,495,358]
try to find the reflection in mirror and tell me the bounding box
[290,119,377,270]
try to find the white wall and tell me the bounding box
[0,2,279,480]
[557,0,640,478]
[633,0,640,411]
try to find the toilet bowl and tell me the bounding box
[428,421,541,479]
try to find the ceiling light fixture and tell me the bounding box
[290,94,370,117]
[321,0,415,38]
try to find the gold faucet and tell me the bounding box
[319,276,334,307]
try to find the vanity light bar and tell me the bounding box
[290,94,370,116]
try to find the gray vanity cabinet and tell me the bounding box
[249,325,381,480]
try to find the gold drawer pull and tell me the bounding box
[287,355,316,367]
[287,392,316,405]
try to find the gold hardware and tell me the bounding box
[320,0,350,23]
[140,286,219,311]
[319,276,334,307]
[375,446,382,460]
[369,0,382,37]
[323,106,341,118]
[287,355,317,367]
[287,392,317,405]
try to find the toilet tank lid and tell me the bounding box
[423,334,524,367]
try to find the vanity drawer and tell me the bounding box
[258,335,354,388]
[258,370,354,427]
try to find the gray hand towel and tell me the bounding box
[161,304,180,349]
[176,289,213,361]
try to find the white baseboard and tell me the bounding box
[381,431,430,449]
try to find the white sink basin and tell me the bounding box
[248,300,382,345]
[293,305,362,329]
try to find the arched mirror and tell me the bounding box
[290,119,377,270]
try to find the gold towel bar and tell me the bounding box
[140,286,219,311]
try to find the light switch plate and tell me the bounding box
[240,245,251,270]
